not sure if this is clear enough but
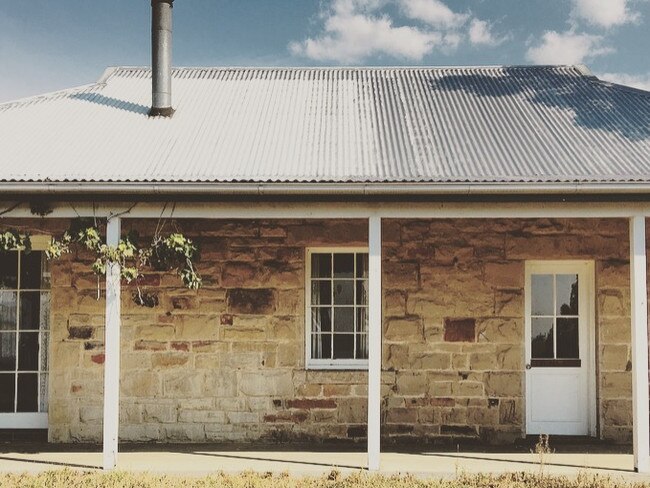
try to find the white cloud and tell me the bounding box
[399,0,469,28]
[571,0,640,28]
[598,72,650,91]
[526,31,614,65]
[289,11,442,63]
[290,0,509,63]
[468,19,508,46]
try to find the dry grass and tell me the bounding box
[0,470,648,488]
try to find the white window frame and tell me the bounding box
[0,236,51,429]
[305,247,369,370]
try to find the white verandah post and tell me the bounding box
[103,216,122,470]
[368,216,382,471]
[630,215,650,473]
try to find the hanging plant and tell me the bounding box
[148,233,202,290]
[44,218,202,304]
[0,229,31,254]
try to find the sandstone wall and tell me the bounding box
[0,217,635,444]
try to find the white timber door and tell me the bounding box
[525,261,595,436]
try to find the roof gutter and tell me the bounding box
[2,181,650,196]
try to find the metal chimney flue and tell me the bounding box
[150,0,174,117]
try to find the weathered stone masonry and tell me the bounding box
[1,217,636,444]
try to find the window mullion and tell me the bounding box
[553,274,557,359]
[353,253,357,359]
[330,253,334,360]
[14,251,21,413]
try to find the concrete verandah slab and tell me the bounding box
[0,443,645,480]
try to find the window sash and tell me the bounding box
[0,251,50,414]
[306,248,369,369]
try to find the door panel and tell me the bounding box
[525,261,594,436]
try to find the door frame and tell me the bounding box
[524,260,597,437]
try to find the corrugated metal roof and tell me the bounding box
[0,65,649,185]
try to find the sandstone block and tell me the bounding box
[444,318,476,342]
[221,262,258,287]
[383,262,420,291]
[239,370,293,396]
[152,352,190,368]
[602,372,631,398]
[485,372,522,397]
[52,341,81,369]
[602,399,632,426]
[179,409,227,424]
[601,344,630,371]
[162,371,205,398]
[599,289,630,317]
[483,262,524,288]
[600,317,631,344]
[143,404,177,423]
[385,318,423,342]
[227,288,276,315]
[386,408,418,424]
[122,371,160,398]
[395,372,428,396]
[409,352,451,370]
[163,424,206,442]
[177,316,220,341]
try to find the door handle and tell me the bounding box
[525,363,532,370]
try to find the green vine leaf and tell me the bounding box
[4,218,202,305]
[0,230,31,254]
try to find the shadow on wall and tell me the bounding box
[70,92,150,115]
[427,68,650,141]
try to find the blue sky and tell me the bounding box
[0,0,649,102]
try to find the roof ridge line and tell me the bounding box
[108,64,584,72]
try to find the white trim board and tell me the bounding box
[2,201,650,219]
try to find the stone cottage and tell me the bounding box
[1,0,650,473]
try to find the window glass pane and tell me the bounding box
[531,317,554,359]
[333,280,354,305]
[311,308,331,333]
[333,254,354,278]
[311,254,331,279]
[0,291,17,331]
[39,373,48,413]
[311,334,331,359]
[19,292,42,330]
[356,280,368,306]
[0,373,15,412]
[356,307,368,333]
[0,332,16,371]
[39,292,50,332]
[311,281,331,305]
[333,334,354,359]
[557,274,579,316]
[531,274,553,316]
[18,332,39,371]
[0,253,18,289]
[356,254,368,278]
[20,252,45,289]
[557,318,579,359]
[16,373,38,412]
[40,332,49,372]
[41,256,51,289]
[333,307,354,332]
[356,334,368,359]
